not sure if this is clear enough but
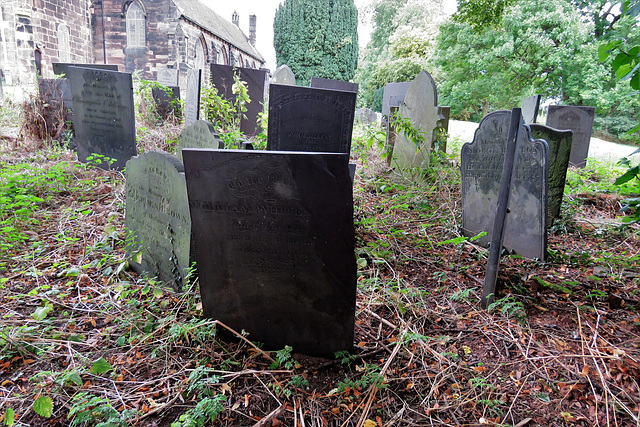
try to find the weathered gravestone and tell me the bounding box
[546,105,595,168]
[157,68,179,87]
[382,81,411,117]
[53,63,119,75]
[436,106,451,152]
[461,110,549,260]
[66,66,136,170]
[309,76,358,93]
[125,151,192,289]
[521,95,541,124]
[391,70,439,170]
[176,120,224,161]
[210,64,268,136]
[184,69,202,127]
[355,108,377,125]
[38,78,72,133]
[267,84,357,153]
[183,149,356,355]
[529,124,573,225]
[270,64,296,86]
[152,86,181,122]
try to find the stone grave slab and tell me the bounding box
[382,81,411,117]
[461,110,549,259]
[271,64,296,86]
[521,95,541,124]
[530,124,573,225]
[355,108,377,125]
[184,69,202,127]
[182,149,356,355]
[392,70,439,169]
[38,77,73,125]
[53,62,118,76]
[66,66,136,170]
[437,106,451,152]
[210,64,268,136]
[176,120,224,161]
[309,76,358,93]
[157,68,179,87]
[152,86,181,122]
[125,151,192,289]
[267,84,357,153]
[546,105,595,168]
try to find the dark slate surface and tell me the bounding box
[183,149,356,356]
[210,64,268,136]
[152,86,181,122]
[309,76,359,93]
[66,66,136,170]
[521,95,541,124]
[381,81,411,116]
[184,69,202,127]
[530,124,573,225]
[267,84,357,153]
[38,77,73,123]
[546,105,595,168]
[125,151,192,289]
[53,62,119,75]
[176,120,223,161]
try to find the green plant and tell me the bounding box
[201,71,250,135]
[487,295,527,324]
[68,393,137,427]
[171,395,226,427]
[614,148,640,224]
[270,345,294,369]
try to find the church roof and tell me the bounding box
[172,0,265,63]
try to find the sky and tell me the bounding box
[203,0,458,72]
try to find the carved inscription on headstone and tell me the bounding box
[125,151,192,289]
[546,105,595,168]
[157,68,179,87]
[183,149,356,355]
[176,120,223,162]
[184,69,201,127]
[66,66,136,170]
[267,84,357,153]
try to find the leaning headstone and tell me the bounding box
[546,105,595,168]
[176,120,223,161]
[309,76,358,93]
[382,81,411,117]
[355,108,377,125]
[391,70,439,169]
[521,95,541,124]
[157,68,179,87]
[267,84,357,153]
[152,86,181,122]
[66,66,136,170]
[271,64,296,86]
[184,69,201,127]
[183,149,356,356]
[530,124,573,225]
[210,64,268,136]
[53,62,119,76]
[461,110,549,260]
[125,151,191,289]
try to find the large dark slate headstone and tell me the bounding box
[546,105,595,168]
[184,69,202,127]
[152,86,181,122]
[461,110,549,259]
[53,63,119,76]
[210,64,268,136]
[530,124,573,225]
[382,81,411,117]
[66,66,136,170]
[521,95,541,124]
[176,120,223,161]
[183,149,356,356]
[309,76,358,93]
[125,151,192,289]
[267,84,357,153]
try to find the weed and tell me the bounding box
[487,295,527,325]
[68,392,138,427]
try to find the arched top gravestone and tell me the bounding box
[271,65,296,86]
[546,105,595,168]
[176,120,224,162]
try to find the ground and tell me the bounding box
[0,118,639,427]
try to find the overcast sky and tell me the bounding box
[202,0,458,72]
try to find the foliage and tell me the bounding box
[453,0,517,32]
[201,71,250,135]
[614,148,640,224]
[274,0,359,85]
[20,81,71,142]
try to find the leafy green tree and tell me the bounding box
[273,0,359,85]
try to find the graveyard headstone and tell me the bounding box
[125,151,192,289]
[382,81,411,117]
[546,105,595,168]
[521,95,541,124]
[309,76,358,93]
[529,124,573,225]
[157,68,179,87]
[184,69,202,127]
[53,62,119,75]
[152,86,181,122]
[267,84,357,153]
[176,120,224,162]
[183,149,356,356]
[436,106,451,152]
[38,78,73,127]
[271,64,296,86]
[66,66,136,170]
[355,108,377,125]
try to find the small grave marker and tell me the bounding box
[176,120,224,162]
[546,105,595,168]
[382,81,411,117]
[157,68,179,87]
[271,65,296,86]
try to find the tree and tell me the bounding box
[273,0,359,85]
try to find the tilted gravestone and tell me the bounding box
[125,151,192,289]
[176,120,224,162]
[182,149,356,356]
[546,105,595,168]
[521,95,541,124]
[392,70,439,170]
[210,64,268,136]
[157,68,179,87]
[271,64,296,86]
[309,76,358,93]
[184,69,202,127]
[382,81,411,117]
[53,63,119,76]
[152,86,181,122]
[461,110,549,260]
[66,66,136,170]
[530,124,573,225]
[267,84,357,153]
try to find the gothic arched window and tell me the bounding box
[126,1,145,48]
